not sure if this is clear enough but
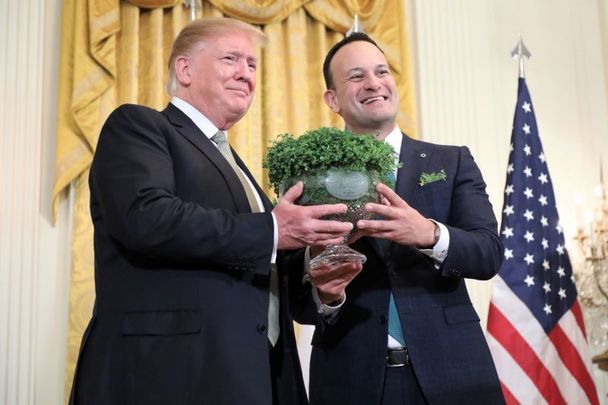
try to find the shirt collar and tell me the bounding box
[384,125,403,158]
[171,96,221,140]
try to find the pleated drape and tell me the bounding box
[53,0,417,400]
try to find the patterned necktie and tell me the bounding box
[212,131,280,346]
[212,131,262,212]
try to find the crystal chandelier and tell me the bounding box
[573,162,608,371]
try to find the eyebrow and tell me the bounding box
[345,64,389,74]
[226,50,257,64]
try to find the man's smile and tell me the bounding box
[361,95,387,104]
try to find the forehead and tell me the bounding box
[331,41,388,73]
[197,32,255,57]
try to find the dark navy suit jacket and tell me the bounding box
[291,134,505,405]
[70,103,307,405]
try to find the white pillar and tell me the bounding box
[0,0,71,403]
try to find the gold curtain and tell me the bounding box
[54,0,417,400]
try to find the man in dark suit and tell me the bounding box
[292,33,506,404]
[69,17,357,405]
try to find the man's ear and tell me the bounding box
[174,56,191,87]
[323,89,340,113]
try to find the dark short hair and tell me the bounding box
[322,32,384,89]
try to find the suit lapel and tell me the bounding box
[398,134,436,219]
[162,103,260,213]
[395,134,429,207]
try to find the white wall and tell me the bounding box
[0,0,71,404]
[412,0,608,401]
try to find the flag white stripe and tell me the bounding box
[491,276,589,404]
[557,310,595,377]
[487,333,546,405]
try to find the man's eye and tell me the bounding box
[378,70,390,76]
[349,75,363,80]
[223,55,237,62]
[248,62,257,71]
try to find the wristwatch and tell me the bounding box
[432,221,440,245]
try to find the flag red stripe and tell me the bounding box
[500,381,519,405]
[487,303,567,405]
[570,301,587,337]
[548,325,599,405]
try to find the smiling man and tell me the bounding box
[68,17,355,405]
[323,36,399,140]
[294,32,506,405]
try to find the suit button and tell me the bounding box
[448,268,461,277]
[257,323,267,335]
[379,314,388,324]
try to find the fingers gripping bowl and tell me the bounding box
[263,127,399,268]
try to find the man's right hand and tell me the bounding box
[273,182,354,250]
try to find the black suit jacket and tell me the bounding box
[70,103,307,405]
[291,134,505,405]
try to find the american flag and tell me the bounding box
[486,78,599,404]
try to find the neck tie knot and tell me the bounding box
[212,131,239,169]
[212,130,227,145]
[212,131,231,157]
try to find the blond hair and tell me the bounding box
[166,17,267,95]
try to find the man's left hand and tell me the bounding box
[356,183,436,248]
[309,261,363,304]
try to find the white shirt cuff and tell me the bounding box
[418,220,449,268]
[304,247,345,319]
[312,288,345,318]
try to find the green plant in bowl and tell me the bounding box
[263,127,399,268]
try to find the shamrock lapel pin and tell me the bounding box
[419,169,447,187]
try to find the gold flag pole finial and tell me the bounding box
[511,35,531,78]
[183,0,201,21]
[346,15,365,37]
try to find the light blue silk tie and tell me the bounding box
[388,293,406,346]
[385,169,406,347]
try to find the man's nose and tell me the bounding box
[235,60,254,83]
[364,74,382,90]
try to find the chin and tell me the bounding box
[360,110,391,121]
[228,102,251,116]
